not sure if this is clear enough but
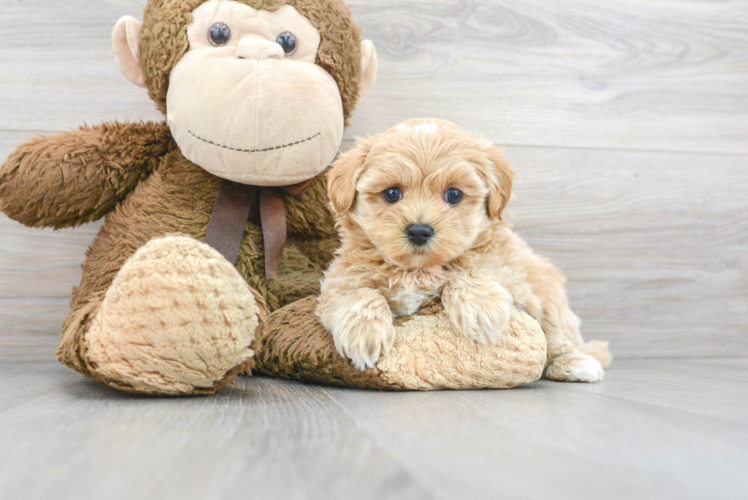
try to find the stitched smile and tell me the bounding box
[188,131,321,153]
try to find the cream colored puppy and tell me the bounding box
[317,119,611,382]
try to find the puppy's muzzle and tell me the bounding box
[406,224,434,247]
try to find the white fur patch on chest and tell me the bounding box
[387,287,439,317]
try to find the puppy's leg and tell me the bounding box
[503,231,610,383]
[443,277,513,345]
[540,301,606,382]
[317,288,396,371]
[528,272,609,382]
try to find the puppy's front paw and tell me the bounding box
[318,289,396,371]
[334,318,396,371]
[443,281,513,345]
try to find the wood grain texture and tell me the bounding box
[505,146,748,359]
[0,358,746,500]
[1,0,747,152]
[0,1,163,129]
[347,0,748,154]
[0,363,432,500]
[320,358,748,500]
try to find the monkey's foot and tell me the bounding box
[85,235,262,395]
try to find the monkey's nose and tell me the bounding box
[236,37,284,60]
[406,224,434,247]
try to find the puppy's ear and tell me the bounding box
[481,145,515,220]
[327,141,372,215]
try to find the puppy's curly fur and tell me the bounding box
[318,119,611,381]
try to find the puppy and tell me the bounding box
[317,119,611,382]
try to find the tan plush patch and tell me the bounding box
[85,235,261,394]
[377,306,547,390]
[257,297,547,390]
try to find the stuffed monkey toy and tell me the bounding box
[0,0,548,395]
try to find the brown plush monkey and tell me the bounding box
[0,0,549,395]
[1,0,378,394]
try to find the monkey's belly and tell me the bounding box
[72,156,327,314]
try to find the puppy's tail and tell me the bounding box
[583,341,612,369]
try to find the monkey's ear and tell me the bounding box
[481,145,515,220]
[112,16,145,87]
[327,141,372,215]
[358,40,378,101]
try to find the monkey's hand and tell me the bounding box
[0,121,173,229]
[317,288,396,371]
[442,278,513,345]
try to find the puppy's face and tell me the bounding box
[328,119,514,269]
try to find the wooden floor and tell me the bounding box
[1,0,747,498]
[0,358,746,500]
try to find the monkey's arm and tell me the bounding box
[0,121,174,229]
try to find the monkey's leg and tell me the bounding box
[57,235,267,395]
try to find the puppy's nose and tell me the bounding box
[406,224,434,247]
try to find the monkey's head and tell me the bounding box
[112,0,377,186]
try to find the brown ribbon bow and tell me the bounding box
[204,178,314,279]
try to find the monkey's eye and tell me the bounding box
[444,188,463,205]
[383,187,403,204]
[275,31,298,56]
[208,22,232,46]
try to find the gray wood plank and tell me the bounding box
[0,0,163,130]
[505,146,748,359]
[347,0,748,154]
[1,1,747,153]
[0,362,81,413]
[0,369,434,500]
[0,212,100,298]
[0,298,69,361]
[0,359,746,500]
[2,140,746,359]
[321,359,748,500]
[588,358,748,424]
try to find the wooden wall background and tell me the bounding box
[1,0,746,361]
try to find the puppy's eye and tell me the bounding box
[276,31,298,56]
[208,22,232,46]
[383,187,403,204]
[444,188,463,205]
